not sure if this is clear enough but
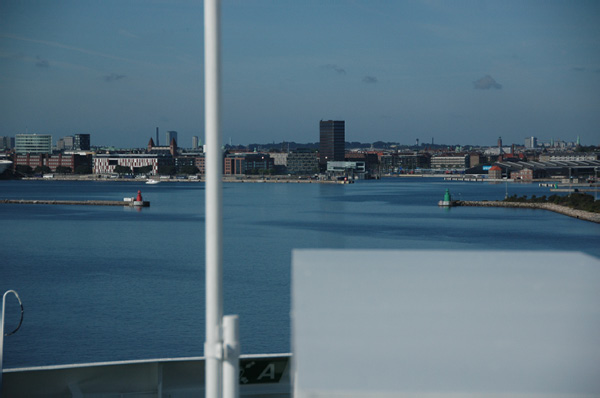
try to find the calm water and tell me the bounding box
[1,178,599,368]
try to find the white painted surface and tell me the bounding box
[292,250,600,398]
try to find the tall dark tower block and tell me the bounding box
[319,120,345,165]
[74,134,90,150]
[156,127,159,146]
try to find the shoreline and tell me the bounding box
[8,175,354,184]
[455,200,600,224]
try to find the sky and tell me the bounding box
[1,0,599,148]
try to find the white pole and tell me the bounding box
[222,315,240,398]
[0,292,6,389]
[204,0,223,397]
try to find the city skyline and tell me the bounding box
[1,1,599,148]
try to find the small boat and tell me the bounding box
[146,179,160,185]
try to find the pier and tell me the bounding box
[0,199,149,207]
[454,200,600,224]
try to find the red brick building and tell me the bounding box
[488,165,503,179]
[14,153,92,172]
[511,168,534,180]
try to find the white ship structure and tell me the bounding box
[0,160,12,174]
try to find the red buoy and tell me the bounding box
[136,190,142,201]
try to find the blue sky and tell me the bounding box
[1,0,599,148]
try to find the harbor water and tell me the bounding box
[1,178,599,368]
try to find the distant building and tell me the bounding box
[326,161,366,179]
[166,131,178,147]
[378,154,394,173]
[1,136,15,150]
[319,120,345,165]
[195,155,206,175]
[74,134,90,150]
[396,153,430,171]
[94,153,173,175]
[511,168,533,181]
[491,158,600,180]
[469,153,482,168]
[488,165,503,179]
[430,154,469,170]
[192,136,199,149]
[345,152,380,173]
[56,135,74,151]
[525,136,537,149]
[223,153,274,175]
[174,155,198,172]
[57,134,90,151]
[270,152,288,167]
[56,138,66,151]
[287,149,318,175]
[147,138,177,156]
[224,154,244,175]
[15,134,52,154]
[539,152,598,162]
[14,153,92,172]
[484,147,511,156]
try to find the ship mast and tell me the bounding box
[205,1,240,397]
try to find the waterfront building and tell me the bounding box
[224,154,243,175]
[378,154,394,174]
[286,149,318,175]
[270,152,288,166]
[495,159,600,179]
[223,153,274,175]
[195,155,206,175]
[245,153,274,174]
[319,120,345,165]
[74,134,91,151]
[430,154,469,171]
[268,152,289,174]
[345,152,380,174]
[224,154,245,175]
[93,153,173,175]
[326,161,366,179]
[511,168,534,181]
[174,155,198,172]
[396,153,431,171]
[14,153,92,172]
[488,165,503,179]
[15,134,52,154]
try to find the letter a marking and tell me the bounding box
[257,363,275,380]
